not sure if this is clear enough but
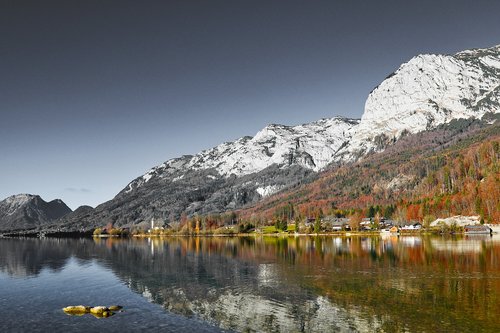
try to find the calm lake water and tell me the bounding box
[1,235,500,332]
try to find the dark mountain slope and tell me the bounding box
[0,194,72,232]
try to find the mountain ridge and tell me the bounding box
[0,194,72,232]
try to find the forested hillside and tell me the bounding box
[237,117,499,225]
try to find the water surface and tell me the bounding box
[1,235,499,332]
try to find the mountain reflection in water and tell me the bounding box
[1,235,500,332]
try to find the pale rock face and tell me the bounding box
[350,45,500,155]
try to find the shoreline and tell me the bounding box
[2,227,496,239]
[134,230,433,238]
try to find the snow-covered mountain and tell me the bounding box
[349,44,500,156]
[126,117,359,193]
[0,194,72,231]
[46,44,500,230]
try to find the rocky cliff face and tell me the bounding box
[0,194,72,231]
[349,45,500,156]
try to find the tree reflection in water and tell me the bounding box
[1,235,499,332]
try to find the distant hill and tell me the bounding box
[0,194,72,232]
[43,205,94,232]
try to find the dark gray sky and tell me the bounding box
[1,0,500,209]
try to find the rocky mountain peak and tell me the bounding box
[0,194,72,232]
[348,44,500,157]
[3,194,40,211]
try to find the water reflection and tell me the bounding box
[1,235,500,332]
[0,238,73,277]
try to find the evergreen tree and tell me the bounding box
[314,216,321,233]
[368,206,376,218]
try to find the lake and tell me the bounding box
[1,235,499,332]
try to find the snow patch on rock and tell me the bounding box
[256,185,281,198]
[172,174,185,182]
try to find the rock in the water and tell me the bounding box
[63,305,121,318]
[108,305,123,311]
[62,305,90,315]
[90,309,113,318]
[89,306,108,315]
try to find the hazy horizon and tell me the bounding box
[2,0,500,209]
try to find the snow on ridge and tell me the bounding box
[0,194,37,216]
[184,116,359,177]
[172,174,185,182]
[256,185,281,198]
[126,116,359,192]
[480,56,500,69]
[124,184,133,194]
[142,172,154,183]
[3,194,35,205]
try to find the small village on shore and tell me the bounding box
[89,214,498,238]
